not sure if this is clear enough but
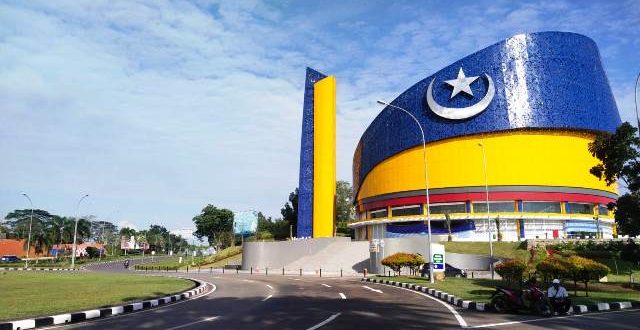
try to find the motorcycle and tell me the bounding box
[490,285,552,316]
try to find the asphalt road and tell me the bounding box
[56,262,638,330]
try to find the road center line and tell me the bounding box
[377,283,467,328]
[165,316,219,330]
[339,293,347,299]
[262,294,273,301]
[321,283,332,288]
[266,284,274,289]
[306,312,342,330]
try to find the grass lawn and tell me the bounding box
[375,276,640,305]
[136,246,243,270]
[0,255,150,269]
[0,272,194,321]
[443,241,531,260]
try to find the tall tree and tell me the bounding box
[336,180,355,222]
[589,122,640,236]
[192,204,234,248]
[4,209,53,239]
[280,188,298,236]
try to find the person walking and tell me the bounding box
[548,279,571,315]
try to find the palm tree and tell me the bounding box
[31,228,53,264]
[444,213,453,242]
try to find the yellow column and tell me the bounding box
[313,76,337,238]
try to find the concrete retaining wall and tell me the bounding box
[242,237,369,272]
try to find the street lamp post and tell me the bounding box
[20,193,34,268]
[71,194,89,268]
[477,142,495,279]
[634,72,639,137]
[377,100,435,283]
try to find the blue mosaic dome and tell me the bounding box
[353,31,621,193]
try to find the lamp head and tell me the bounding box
[376,100,388,106]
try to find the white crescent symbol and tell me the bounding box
[426,74,495,120]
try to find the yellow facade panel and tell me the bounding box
[357,130,617,201]
[313,76,337,238]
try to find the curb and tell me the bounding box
[0,268,79,272]
[0,278,211,330]
[362,278,638,315]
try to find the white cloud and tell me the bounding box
[1,0,638,231]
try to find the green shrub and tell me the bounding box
[536,256,571,283]
[495,259,527,284]
[381,252,425,276]
[566,255,610,296]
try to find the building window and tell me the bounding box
[598,205,609,216]
[391,205,423,217]
[522,201,561,213]
[429,203,466,214]
[369,208,388,219]
[472,201,515,213]
[566,202,594,215]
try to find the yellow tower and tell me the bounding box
[312,76,337,238]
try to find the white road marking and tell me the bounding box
[165,316,219,330]
[39,281,218,329]
[361,285,383,293]
[470,308,640,328]
[242,279,254,283]
[266,284,274,290]
[339,293,347,299]
[262,294,273,301]
[293,278,301,281]
[378,283,467,328]
[306,312,342,330]
[321,283,332,288]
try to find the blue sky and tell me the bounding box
[1,0,639,233]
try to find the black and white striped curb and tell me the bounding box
[0,268,79,272]
[363,278,639,314]
[362,277,490,312]
[0,278,211,330]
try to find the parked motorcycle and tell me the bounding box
[490,285,552,316]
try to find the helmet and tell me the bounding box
[552,279,560,284]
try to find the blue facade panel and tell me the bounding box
[297,67,327,238]
[354,32,621,194]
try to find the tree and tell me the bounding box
[193,204,234,248]
[381,252,425,276]
[336,180,355,222]
[444,213,453,242]
[495,259,527,284]
[281,189,298,236]
[336,181,355,237]
[589,122,640,236]
[566,256,610,296]
[4,209,54,239]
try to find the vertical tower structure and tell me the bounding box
[297,68,337,238]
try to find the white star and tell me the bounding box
[444,68,479,99]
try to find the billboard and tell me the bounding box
[233,210,258,235]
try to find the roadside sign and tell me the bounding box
[431,243,446,272]
[369,239,379,253]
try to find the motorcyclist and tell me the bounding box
[548,279,571,315]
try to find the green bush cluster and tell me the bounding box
[536,255,610,296]
[549,239,640,263]
[381,252,425,276]
[495,259,527,284]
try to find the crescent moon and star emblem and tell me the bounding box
[426,67,495,120]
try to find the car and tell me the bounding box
[0,255,21,263]
[420,263,466,278]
